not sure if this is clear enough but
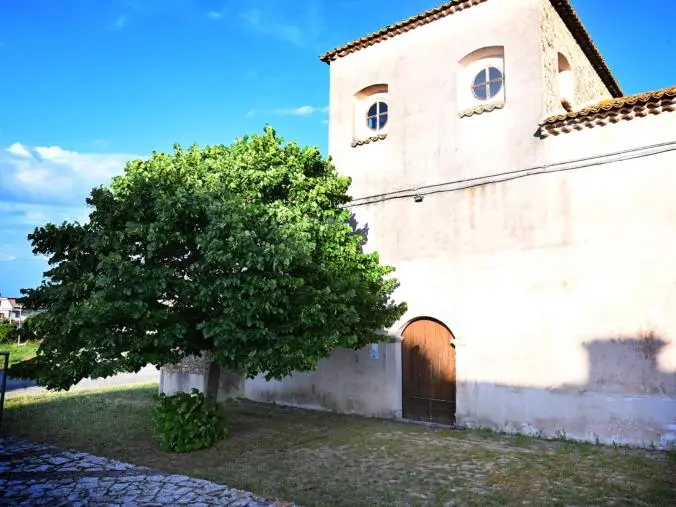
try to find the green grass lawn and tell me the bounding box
[3,384,675,506]
[0,340,40,368]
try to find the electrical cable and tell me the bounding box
[345,140,676,208]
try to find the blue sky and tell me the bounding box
[0,0,674,297]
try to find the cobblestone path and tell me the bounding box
[0,438,296,506]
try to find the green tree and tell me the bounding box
[0,318,15,344]
[14,127,406,390]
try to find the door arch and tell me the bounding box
[401,318,456,424]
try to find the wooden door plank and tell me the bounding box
[401,319,456,424]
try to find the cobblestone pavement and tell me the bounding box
[0,437,296,506]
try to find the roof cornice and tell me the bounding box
[319,0,622,98]
[540,86,676,136]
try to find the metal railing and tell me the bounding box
[0,351,9,429]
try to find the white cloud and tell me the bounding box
[34,145,72,161]
[248,105,329,118]
[6,142,32,158]
[275,105,316,116]
[0,252,16,262]
[22,209,50,224]
[0,142,140,206]
[110,15,128,30]
[208,10,224,19]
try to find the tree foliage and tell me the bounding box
[14,127,406,390]
[0,319,14,344]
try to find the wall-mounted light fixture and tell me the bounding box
[413,194,424,203]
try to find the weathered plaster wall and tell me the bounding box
[245,343,401,418]
[251,111,676,446]
[328,0,546,199]
[540,0,613,116]
[413,112,675,447]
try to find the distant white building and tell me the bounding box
[0,297,35,326]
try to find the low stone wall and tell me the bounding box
[159,353,219,397]
[158,342,401,417]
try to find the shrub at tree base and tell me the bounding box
[150,389,227,453]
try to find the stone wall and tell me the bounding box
[159,352,219,397]
[540,0,613,116]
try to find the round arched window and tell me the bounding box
[366,101,388,131]
[472,67,503,101]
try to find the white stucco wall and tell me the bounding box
[245,343,402,418]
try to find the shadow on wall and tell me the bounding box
[455,333,676,448]
[576,333,675,396]
[206,327,676,447]
[347,212,369,249]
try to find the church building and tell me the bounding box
[163,0,676,448]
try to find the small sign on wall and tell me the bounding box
[369,343,380,360]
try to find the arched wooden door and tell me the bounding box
[402,318,456,424]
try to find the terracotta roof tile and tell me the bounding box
[351,133,388,147]
[320,0,622,98]
[545,86,676,123]
[541,85,676,135]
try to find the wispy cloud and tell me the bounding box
[90,138,110,148]
[274,105,324,116]
[241,8,304,46]
[0,252,16,262]
[110,14,128,31]
[239,1,324,49]
[247,105,329,118]
[208,10,225,20]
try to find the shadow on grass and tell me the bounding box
[2,385,675,507]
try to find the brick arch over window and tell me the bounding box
[355,83,388,99]
[459,46,504,67]
[353,84,389,142]
[458,46,506,115]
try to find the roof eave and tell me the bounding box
[318,0,622,97]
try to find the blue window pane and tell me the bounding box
[489,80,502,98]
[366,101,388,130]
[473,84,487,100]
[488,67,502,81]
[473,70,486,88]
